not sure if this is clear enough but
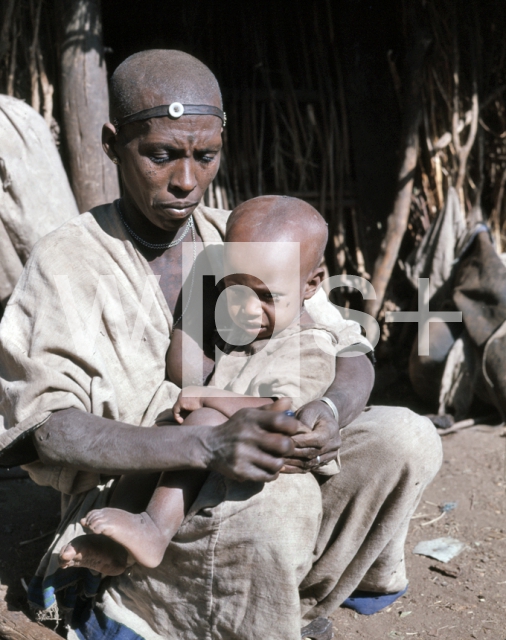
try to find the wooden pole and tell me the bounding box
[59,0,119,212]
[364,11,431,320]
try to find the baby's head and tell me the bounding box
[223,195,328,339]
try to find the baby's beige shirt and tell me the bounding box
[211,320,340,475]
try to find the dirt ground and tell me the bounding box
[331,425,506,640]
[0,416,505,639]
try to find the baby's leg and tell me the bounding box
[80,408,227,569]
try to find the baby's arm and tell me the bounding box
[173,386,276,423]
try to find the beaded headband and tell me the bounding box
[113,102,226,129]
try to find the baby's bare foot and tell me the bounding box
[81,508,169,568]
[58,534,128,576]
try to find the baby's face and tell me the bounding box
[223,242,306,340]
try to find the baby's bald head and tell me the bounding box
[110,49,222,121]
[226,196,328,276]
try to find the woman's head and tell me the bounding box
[103,50,223,231]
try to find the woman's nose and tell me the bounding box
[169,159,197,194]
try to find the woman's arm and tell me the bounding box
[33,401,298,483]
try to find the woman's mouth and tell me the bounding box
[159,202,199,215]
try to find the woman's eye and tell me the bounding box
[150,155,170,164]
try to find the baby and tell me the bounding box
[59,195,339,575]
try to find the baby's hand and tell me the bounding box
[173,387,206,423]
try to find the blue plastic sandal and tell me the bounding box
[341,585,408,615]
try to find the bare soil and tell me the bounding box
[331,426,506,640]
[0,423,504,640]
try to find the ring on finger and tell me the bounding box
[316,455,321,465]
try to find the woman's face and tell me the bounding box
[104,112,223,232]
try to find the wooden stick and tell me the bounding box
[6,11,18,98]
[438,415,501,436]
[28,0,42,113]
[19,529,56,547]
[490,165,506,250]
[454,91,479,193]
[365,133,418,313]
[421,512,446,526]
[59,0,120,211]
[36,45,54,127]
[451,10,479,195]
[364,9,430,319]
[0,0,16,62]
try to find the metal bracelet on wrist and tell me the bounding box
[315,397,339,468]
[319,396,339,421]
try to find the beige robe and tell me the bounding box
[213,322,337,409]
[0,201,368,494]
[0,202,440,640]
[212,322,340,475]
[0,95,78,309]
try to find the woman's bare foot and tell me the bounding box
[81,508,170,569]
[58,534,129,576]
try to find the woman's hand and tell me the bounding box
[281,400,341,473]
[281,355,374,473]
[203,398,303,482]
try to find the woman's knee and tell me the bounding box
[384,408,442,473]
[344,406,443,479]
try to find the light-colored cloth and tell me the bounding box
[213,322,337,410]
[405,186,466,294]
[0,202,180,493]
[0,95,78,309]
[0,201,441,639]
[437,331,477,418]
[213,321,340,475]
[64,406,441,640]
[0,201,368,492]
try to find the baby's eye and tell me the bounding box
[263,292,279,301]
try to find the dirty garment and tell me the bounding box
[212,321,340,475]
[0,202,441,639]
[63,406,441,640]
[213,323,337,410]
[0,95,78,310]
[407,186,506,417]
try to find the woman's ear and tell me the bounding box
[102,123,120,163]
[303,266,325,300]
